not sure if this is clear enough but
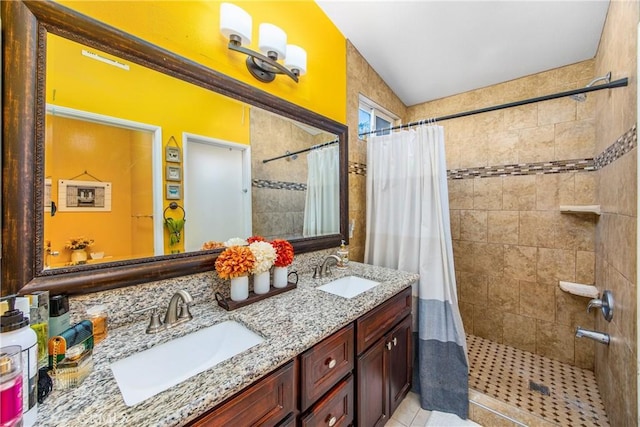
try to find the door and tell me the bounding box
[183,133,251,252]
[388,316,412,415]
[357,337,388,427]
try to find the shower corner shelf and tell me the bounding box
[559,281,599,298]
[559,205,601,215]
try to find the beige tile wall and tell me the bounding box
[592,1,638,426]
[250,108,335,239]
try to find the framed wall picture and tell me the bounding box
[166,183,181,200]
[165,146,181,163]
[58,179,112,212]
[44,178,52,212]
[166,165,181,181]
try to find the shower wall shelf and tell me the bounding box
[559,205,601,215]
[559,281,599,298]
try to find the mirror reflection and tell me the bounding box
[44,33,339,269]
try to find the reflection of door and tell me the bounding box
[183,133,251,252]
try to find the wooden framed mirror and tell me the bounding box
[2,0,348,296]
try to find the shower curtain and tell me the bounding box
[365,125,469,418]
[303,144,339,237]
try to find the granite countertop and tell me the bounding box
[35,262,418,426]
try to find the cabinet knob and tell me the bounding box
[326,415,337,426]
[392,337,398,347]
[325,358,337,369]
[386,342,392,351]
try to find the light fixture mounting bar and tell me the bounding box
[228,42,299,83]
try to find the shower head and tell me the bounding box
[570,72,612,102]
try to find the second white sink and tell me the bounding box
[317,275,381,299]
[110,320,264,406]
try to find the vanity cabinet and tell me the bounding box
[355,288,412,427]
[185,288,412,427]
[187,360,296,427]
[299,324,355,426]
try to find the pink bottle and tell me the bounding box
[0,345,23,427]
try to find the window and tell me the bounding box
[358,95,399,139]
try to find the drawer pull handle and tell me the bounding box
[326,415,337,426]
[386,342,392,351]
[392,337,398,346]
[326,358,337,369]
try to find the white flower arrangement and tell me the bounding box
[224,237,248,247]
[249,241,277,274]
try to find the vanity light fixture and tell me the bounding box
[220,2,307,83]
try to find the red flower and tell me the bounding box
[271,239,294,267]
[246,235,267,244]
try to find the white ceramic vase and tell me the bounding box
[253,271,270,294]
[273,266,288,288]
[71,249,88,264]
[230,275,249,301]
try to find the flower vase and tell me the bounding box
[230,275,249,301]
[273,266,289,288]
[71,249,88,264]
[253,271,270,294]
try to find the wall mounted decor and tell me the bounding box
[166,165,181,181]
[58,179,112,212]
[166,183,181,200]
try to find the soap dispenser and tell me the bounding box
[336,240,349,268]
[0,295,38,427]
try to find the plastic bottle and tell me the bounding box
[336,240,349,268]
[0,296,38,427]
[49,295,70,338]
[0,345,23,427]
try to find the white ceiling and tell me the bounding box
[316,0,610,107]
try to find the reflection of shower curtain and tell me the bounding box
[303,145,339,237]
[365,125,469,418]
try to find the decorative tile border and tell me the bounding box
[252,179,306,191]
[348,125,637,180]
[349,161,367,176]
[594,124,637,169]
[448,158,596,180]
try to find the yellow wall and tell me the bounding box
[44,115,154,264]
[53,0,347,124]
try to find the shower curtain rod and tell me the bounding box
[262,138,339,163]
[359,77,628,137]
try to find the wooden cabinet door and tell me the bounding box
[356,337,388,427]
[388,315,412,415]
[187,361,295,427]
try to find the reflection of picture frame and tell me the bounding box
[58,179,112,212]
[166,165,181,181]
[44,178,52,212]
[165,146,181,163]
[166,183,181,200]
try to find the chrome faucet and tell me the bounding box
[164,290,194,327]
[314,255,341,279]
[575,327,610,345]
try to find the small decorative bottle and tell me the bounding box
[336,240,349,269]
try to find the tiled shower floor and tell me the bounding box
[467,334,610,426]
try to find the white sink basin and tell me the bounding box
[110,320,264,406]
[317,276,381,299]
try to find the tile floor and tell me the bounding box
[386,335,610,427]
[467,334,609,426]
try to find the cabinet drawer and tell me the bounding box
[356,287,411,355]
[301,374,354,427]
[187,360,295,427]
[300,324,354,412]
